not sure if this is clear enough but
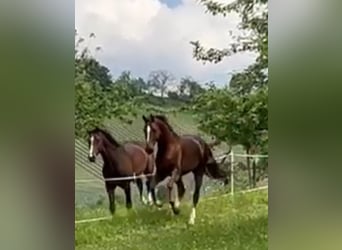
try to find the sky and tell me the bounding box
[75,0,256,86]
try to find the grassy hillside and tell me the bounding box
[75,189,268,250]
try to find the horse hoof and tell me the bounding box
[188,219,195,225]
[173,207,180,215]
[188,215,196,225]
[155,200,163,208]
[169,202,180,215]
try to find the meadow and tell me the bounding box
[75,189,268,250]
[75,99,268,250]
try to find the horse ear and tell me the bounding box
[142,115,148,122]
[149,114,154,121]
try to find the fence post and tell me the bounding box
[230,151,234,195]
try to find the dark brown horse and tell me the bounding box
[142,114,229,224]
[87,127,155,215]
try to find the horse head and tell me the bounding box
[87,127,120,162]
[142,114,161,154]
[87,127,104,162]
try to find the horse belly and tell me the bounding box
[180,139,201,169]
[124,144,147,174]
[156,157,175,174]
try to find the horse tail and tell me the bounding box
[204,143,230,186]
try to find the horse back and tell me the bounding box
[179,135,207,170]
[123,142,152,174]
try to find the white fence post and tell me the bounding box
[230,151,234,195]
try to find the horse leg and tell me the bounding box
[168,186,180,215]
[136,178,147,205]
[189,172,203,225]
[106,184,116,215]
[124,183,132,210]
[149,174,163,207]
[168,174,181,215]
[167,167,182,215]
[145,178,153,205]
[146,158,161,206]
[174,179,185,211]
[167,168,180,190]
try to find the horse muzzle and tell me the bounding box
[88,155,96,162]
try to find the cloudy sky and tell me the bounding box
[75,0,256,86]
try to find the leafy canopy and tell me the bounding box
[191,0,268,153]
[75,32,136,139]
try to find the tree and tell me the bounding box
[179,76,205,100]
[75,33,136,139]
[230,63,268,95]
[167,90,180,100]
[114,71,149,97]
[147,70,175,98]
[131,77,149,94]
[75,32,112,90]
[75,75,136,138]
[190,0,268,187]
[191,0,267,65]
[192,85,267,187]
[191,0,268,92]
[192,85,240,144]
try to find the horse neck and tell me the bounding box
[156,122,178,152]
[99,150,111,167]
[99,136,120,164]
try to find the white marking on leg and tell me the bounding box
[148,191,153,204]
[189,207,196,225]
[155,188,162,206]
[146,125,151,142]
[174,193,180,208]
[89,136,94,157]
[141,195,147,205]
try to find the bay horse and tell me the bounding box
[142,114,229,224]
[87,127,155,215]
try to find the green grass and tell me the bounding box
[75,190,268,250]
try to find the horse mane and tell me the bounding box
[93,127,120,147]
[154,114,178,136]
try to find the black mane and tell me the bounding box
[154,115,177,135]
[92,127,120,147]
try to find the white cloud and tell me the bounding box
[76,0,256,85]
